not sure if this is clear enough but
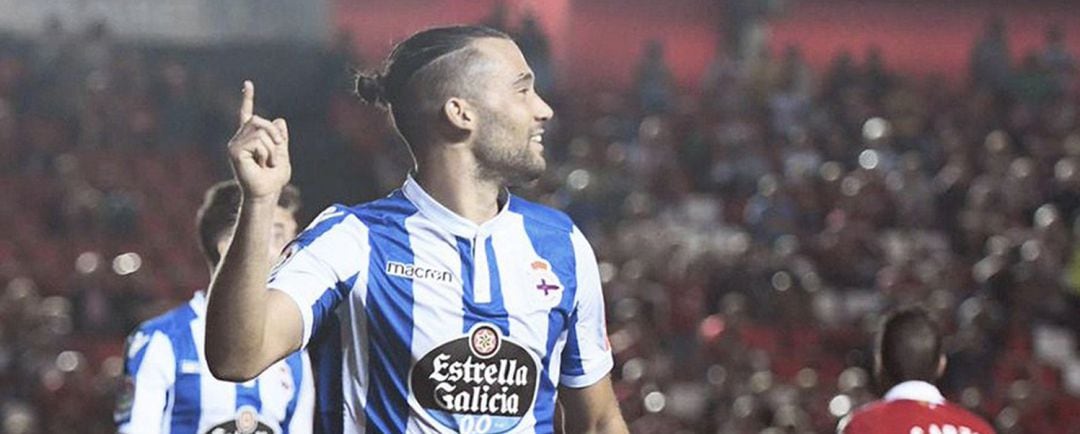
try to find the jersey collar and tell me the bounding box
[402,174,515,238]
[883,380,946,405]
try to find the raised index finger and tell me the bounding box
[239,80,255,126]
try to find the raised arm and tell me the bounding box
[205,80,303,381]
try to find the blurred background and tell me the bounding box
[0,0,1079,432]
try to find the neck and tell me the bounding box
[415,146,503,225]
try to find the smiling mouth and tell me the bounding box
[530,130,545,145]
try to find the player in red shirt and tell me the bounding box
[839,307,996,434]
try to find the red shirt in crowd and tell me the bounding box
[840,381,996,434]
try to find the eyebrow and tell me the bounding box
[512,71,534,86]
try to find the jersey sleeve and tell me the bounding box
[559,227,615,388]
[116,329,175,434]
[268,205,369,348]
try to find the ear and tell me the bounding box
[443,97,475,132]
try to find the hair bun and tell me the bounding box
[354,73,387,106]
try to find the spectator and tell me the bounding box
[635,40,675,114]
[971,17,1012,95]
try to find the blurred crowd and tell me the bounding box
[531,18,1080,433]
[1,12,1080,434]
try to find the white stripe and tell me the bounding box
[404,214,467,431]
[124,331,175,434]
[494,211,552,434]
[160,381,175,434]
[473,234,491,303]
[258,360,289,427]
[193,318,235,430]
[288,352,316,433]
[498,212,552,352]
[343,298,367,434]
[341,216,370,434]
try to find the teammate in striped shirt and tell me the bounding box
[204,25,628,433]
[116,181,314,434]
[839,307,996,434]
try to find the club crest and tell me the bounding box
[529,259,563,307]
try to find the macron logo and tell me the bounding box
[386,261,454,283]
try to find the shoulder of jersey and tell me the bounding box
[126,303,196,358]
[939,401,996,432]
[850,400,995,434]
[507,196,575,233]
[296,202,373,237]
[330,192,418,226]
[847,399,891,419]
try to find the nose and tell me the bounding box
[535,94,554,122]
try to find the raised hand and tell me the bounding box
[227,81,291,202]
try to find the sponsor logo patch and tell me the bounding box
[410,324,540,434]
[204,406,272,434]
[386,261,454,283]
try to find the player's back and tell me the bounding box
[842,399,996,434]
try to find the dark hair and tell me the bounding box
[877,306,944,385]
[354,25,510,146]
[195,181,301,269]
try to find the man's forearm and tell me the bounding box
[205,196,278,381]
[596,409,629,434]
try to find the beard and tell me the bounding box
[472,107,546,187]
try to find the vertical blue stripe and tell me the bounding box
[311,313,343,434]
[169,307,200,434]
[456,236,477,333]
[282,352,304,434]
[356,191,417,434]
[455,236,511,335]
[234,379,262,411]
[484,236,510,334]
[561,310,585,376]
[509,199,578,433]
[311,275,359,343]
[308,275,357,434]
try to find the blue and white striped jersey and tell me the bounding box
[268,176,613,434]
[117,291,315,434]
